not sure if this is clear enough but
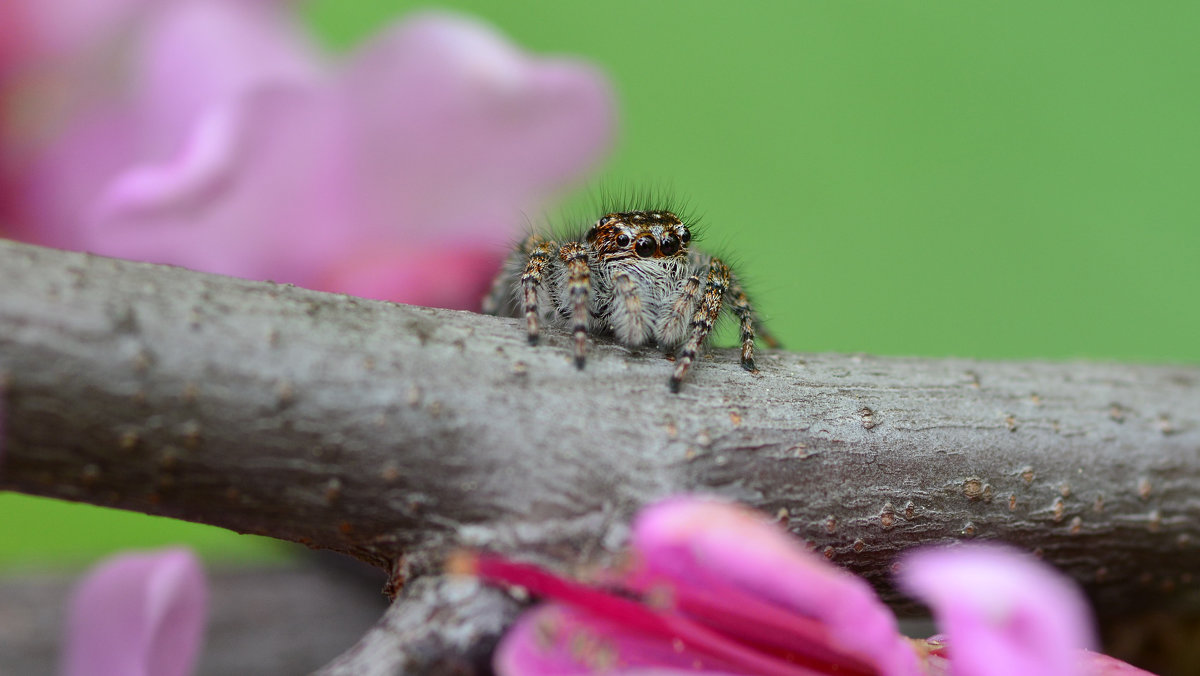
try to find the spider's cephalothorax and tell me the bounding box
[483,209,778,392]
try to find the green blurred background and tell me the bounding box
[3,0,1198,569]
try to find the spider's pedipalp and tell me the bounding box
[658,273,702,348]
[610,271,647,346]
[521,238,556,345]
[559,242,591,369]
[670,259,730,392]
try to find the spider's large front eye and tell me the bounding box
[660,234,680,256]
[679,227,691,244]
[616,234,630,247]
[635,236,656,258]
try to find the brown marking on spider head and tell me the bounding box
[586,211,691,260]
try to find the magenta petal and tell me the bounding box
[1078,651,1157,675]
[900,545,1096,676]
[631,497,921,676]
[315,245,504,310]
[494,603,748,676]
[62,548,208,676]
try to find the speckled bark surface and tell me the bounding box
[1,239,1198,673]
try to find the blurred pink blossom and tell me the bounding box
[2,0,614,310]
[62,548,208,676]
[468,496,1154,675]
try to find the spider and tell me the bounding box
[483,209,779,392]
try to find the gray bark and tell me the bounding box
[2,239,1199,673]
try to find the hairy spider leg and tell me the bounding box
[725,277,761,372]
[671,259,731,392]
[610,272,647,346]
[658,273,703,348]
[521,238,557,345]
[559,242,591,369]
[728,273,781,352]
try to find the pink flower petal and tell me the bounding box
[1079,651,1157,675]
[477,555,828,676]
[900,545,1096,676]
[28,8,615,313]
[63,548,208,676]
[315,245,504,310]
[631,497,921,676]
[336,11,615,247]
[495,603,749,676]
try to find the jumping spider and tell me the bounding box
[483,209,778,392]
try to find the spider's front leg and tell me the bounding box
[558,242,591,369]
[520,237,557,345]
[670,259,731,392]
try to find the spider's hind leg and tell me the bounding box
[727,273,775,372]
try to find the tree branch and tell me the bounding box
[2,239,1199,636]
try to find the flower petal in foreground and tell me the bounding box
[466,496,1157,676]
[62,548,207,676]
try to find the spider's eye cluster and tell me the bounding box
[635,237,656,258]
[680,227,691,244]
[616,233,631,247]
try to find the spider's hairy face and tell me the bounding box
[584,210,692,262]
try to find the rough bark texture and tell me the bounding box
[2,239,1199,672]
[316,575,519,676]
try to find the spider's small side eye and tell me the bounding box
[616,234,630,247]
[586,226,598,241]
[679,227,691,244]
[599,216,612,226]
[635,236,656,258]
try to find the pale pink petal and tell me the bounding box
[900,545,1096,676]
[494,604,747,676]
[8,6,614,313]
[631,496,921,676]
[338,11,615,248]
[126,0,321,148]
[63,548,208,676]
[92,101,242,222]
[87,82,359,282]
[316,245,504,309]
